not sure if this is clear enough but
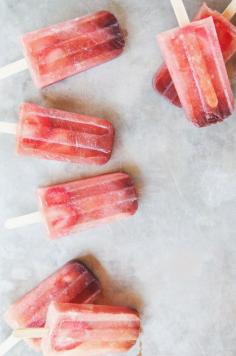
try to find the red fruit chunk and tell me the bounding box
[49,205,79,236]
[23,114,52,140]
[153,64,181,107]
[44,187,70,207]
[21,138,42,149]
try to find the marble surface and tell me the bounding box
[0,0,236,355]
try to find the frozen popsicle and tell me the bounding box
[4,261,101,351]
[5,172,138,239]
[157,0,235,127]
[153,1,236,108]
[11,303,141,356]
[0,102,114,165]
[0,11,125,87]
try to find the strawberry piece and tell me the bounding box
[44,187,71,207]
[24,115,52,137]
[48,205,79,236]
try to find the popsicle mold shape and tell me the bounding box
[41,302,141,355]
[16,103,114,165]
[22,11,125,87]
[38,172,138,239]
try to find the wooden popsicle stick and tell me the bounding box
[223,0,236,20]
[170,0,190,26]
[13,328,48,339]
[0,59,28,80]
[0,334,21,356]
[0,122,17,135]
[0,328,48,355]
[5,211,42,230]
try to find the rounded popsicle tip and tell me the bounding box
[152,65,182,107]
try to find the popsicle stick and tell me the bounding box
[13,328,48,339]
[0,334,21,356]
[0,328,48,355]
[0,122,17,135]
[223,0,236,20]
[5,211,42,230]
[170,0,190,26]
[0,59,28,80]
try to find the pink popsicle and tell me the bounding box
[153,3,236,108]
[157,17,235,127]
[4,261,101,350]
[16,103,114,165]
[22,11,125,88]
[38,172,138,239]
[41,303,141,355]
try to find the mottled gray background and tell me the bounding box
[0,0,236,355]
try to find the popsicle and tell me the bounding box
[4,261,101,351]
[0,11,125,87]
[0,103,114,165]
[5,172,138,239]
[11,303,141,356]
[154,1,236,108]
[157,0,235,127]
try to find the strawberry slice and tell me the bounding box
[44,187,71,207]
[48,205,79,236]
[39,47,71,76]
[24,114,52,139]
[20,138,42,149]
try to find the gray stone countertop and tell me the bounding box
[0,0,236,355]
